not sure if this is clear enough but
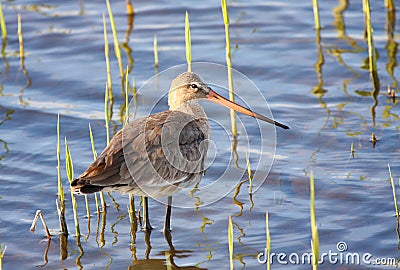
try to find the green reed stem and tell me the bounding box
[131,75,137,96]
[185,11,192,72]
[65,138,73,189]
[17,13,24,62]
[228,216,234,270]
[57,115,64,202]
[88,124,103,214]
[103,13,113,102]
[104,83,110,145]
[221,0,237,137]
[153,34,159,68]
[312,0,321,30]
[94,193,100,214]
[310,170,319,269]
[0,0,7,40]
[266,211,271,270]
[245,152,253,194]
[88,123,98,159]
[101,83,110,211]
[0,244,6,270]
[106,0,124,78]
[84,194,90,219]
[85,124,98,219]
[56,115,68,235]
[125,65,129,123]
[65,138,80,237]
[388,164,399,219]
[363,0,377,75]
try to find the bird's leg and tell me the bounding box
[142,196,153,231]
[163,196,172,234]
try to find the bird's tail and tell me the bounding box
[70,178,105,194]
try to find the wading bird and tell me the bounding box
[71,72,289,233]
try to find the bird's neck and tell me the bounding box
[170,100,206,118]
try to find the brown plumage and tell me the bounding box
[72,111,208,196]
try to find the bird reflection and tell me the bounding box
[129,230,207,270]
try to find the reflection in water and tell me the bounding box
[229,172,263,268]
[189,186,214,262]
[332,0,348,38]
[370,71,380,128]
[119,3,135,124]
[0,139,8,162]
[232,177,254,217]
[18,57,32,107]
[363,0,381,127]
[330,0,363,95]
[129,231,208,270]
[312,27,330,136]
[85,199,92,241]
[16,4,57,17]
[1,38,6,59]
[385,4,398,88]
[329,0,367,106]
[37,238,51,267]
[36,194,208,268]
[370,132,377,149]
[1,39,9,77]
[99,209,107,248]
[192,192,214,233]
[111,213,126,245]
[121,10,134,73]
[396,218,400,249]
[108,192,121,212]
[232,179,246,217]
[0,109,13,162]
[323,0,399,140]
[382,87,399,130]
[231,135,245,172]
[130,203,139,261]
[312,28,327,106]
[76,236,84,269]
[18,13,31,107]
[59,233,68,261]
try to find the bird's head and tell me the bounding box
[168,72,289,129]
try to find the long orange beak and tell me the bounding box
[207,89,289,129]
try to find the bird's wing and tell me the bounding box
[71,110,208,196]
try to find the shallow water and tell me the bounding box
[0,0,399,269]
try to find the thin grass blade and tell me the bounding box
[185,11,192,72]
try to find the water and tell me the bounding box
[0,0,399,269]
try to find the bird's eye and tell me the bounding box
[190,83,198,90]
